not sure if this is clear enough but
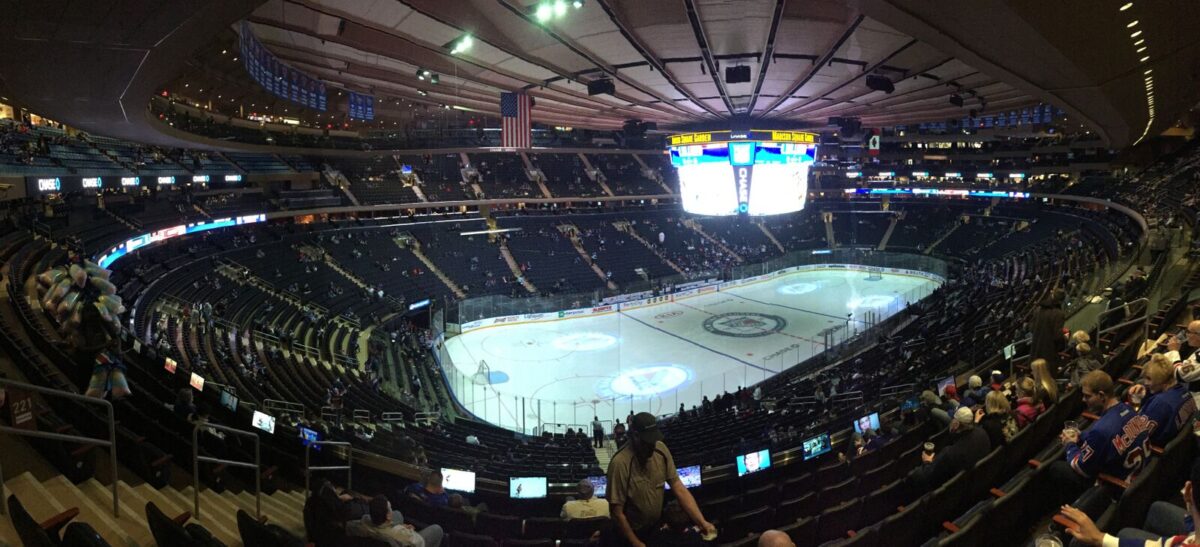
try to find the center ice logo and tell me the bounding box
[702,312,787,338]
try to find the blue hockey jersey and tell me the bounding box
[1067,402,1154,480]
[1140,383,1197,446]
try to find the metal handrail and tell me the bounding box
[263,398,303,415]
[0,379,119,518]
[305,441,353,494]
[381,411,406,422]
[1096,298,1150,355]
[192,422,261,519]
[352,409,371,421]
[879,383,916,398]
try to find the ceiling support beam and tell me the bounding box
[746,0,787,115]
[682,0,737,116]
[756,15,865,115]
[594,0,723,118]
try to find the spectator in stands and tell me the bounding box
[593,416,605,448]
[172,388,195,420]
[908,406,990,495]
[606,412,715,547]
[1032,358,1060,405]
[346,495,443,547]
[757,530,795,547]
[404,469,450,507]
[1065,342,1100,389]
[562,478,609,520]
[1049,370,1153,513]
[1131,354,1196,446]
[1165,320,1200,366]
[1030,290,1067,373]
[1060,458,1200,546]
[648,501,705,547]
[1014,377,1044,428]
[962,375,989,407]
[918,389,951,426]
[975,390,1014,447]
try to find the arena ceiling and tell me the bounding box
[0,0,1197,148]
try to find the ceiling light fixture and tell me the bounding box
[1140,55,1150,62]
[1120,2,1133,10]
[535,3,553,21]
[1131,30,1142,38]
[1137,46,1147,53]
[1134,39,1144,45]
[1127,20,1138,27]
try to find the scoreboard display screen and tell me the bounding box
[669,131,815,216]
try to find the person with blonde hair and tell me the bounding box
[1014,377,1044,428]
[975,390,1014,446]
[1031,358,1059,406]
[1130,353,1197,445]
[1065,342,1100,388]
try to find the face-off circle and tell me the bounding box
[551,332,617,351]
[777,282,818,295]
[607,365,690,396]
[848,295,896,310]
[703,312,788,338]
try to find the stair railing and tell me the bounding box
[192,422,261,519]
[0,378,119,518]
[305,441,353,493]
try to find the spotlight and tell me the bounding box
[554,0,568,17]
[536,3,553,21]
[572,0,584,7]
[429,73,440,85]
[446,34,473,55]
[949,94,964,107]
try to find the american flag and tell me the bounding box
[500,91,531,148]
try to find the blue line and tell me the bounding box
[618,311,774,373]
[724,290,867,324]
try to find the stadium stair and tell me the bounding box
[757,222,787,254]
[2,471,307,546]
[682,219,744,263]
[614,221,685,275]
[822,212,837,249]
[593,442,616,473]
[630,154,673,194]
[401,239,467,299]
[215,152,247,175]
[272,154,298,174]
[877,213,900,251]
[499,240,539,294]
[560,225,619,291]
[924,218,964,255]
[577,153,615,197]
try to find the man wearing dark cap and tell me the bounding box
[605,412,715,547]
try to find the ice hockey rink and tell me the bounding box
[441,267,941,434]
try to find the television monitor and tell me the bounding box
[251,411,276,434]
[1003,343,1016,360]
[219,390,238,412]
[189,372,204,391]
[586,475,607,497]
[802,433,832,461]
[853,412,881,435]
[735,449,771,477]
[442,468,476,494]
[900,397,920,412]
[665,465,703,490]
[164,357,177,374]
[299,427,321,451]
[936,376,956,397]
[509,477,547,499]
